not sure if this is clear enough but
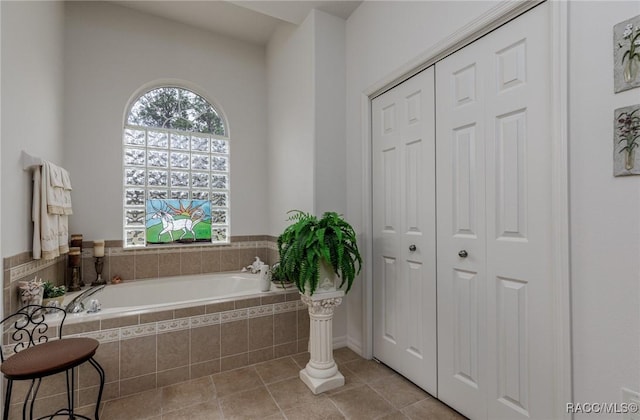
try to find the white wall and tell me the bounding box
[311,10,347,343]
[313,10,346,217]
[63,1,268,241]
[1,1,65,257]
[266,9,347,233]
[569,1,640,416]
[266,17,315,235]
[344,0,640,411]
[267,10,348,342]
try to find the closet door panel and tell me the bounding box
[436,39,487,420]
[484,4,554,419]
[437,3,554,419]
[373,67,437,395]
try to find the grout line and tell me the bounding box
[206,374,215,397]
[261,367,287,418]
[214,395,225,420]
[327,397,350,419]
[157,377,217,416]
[366,383,399,419]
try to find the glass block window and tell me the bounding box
[123,87,230,248]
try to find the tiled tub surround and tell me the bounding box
[3,289,309,419]
[3,254,67,318]
[1,236,296,418]
[3,236,279,318]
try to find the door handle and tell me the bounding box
[458,250,468,258]
[409,244,417,252]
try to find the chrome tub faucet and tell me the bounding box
[65,284,106,313]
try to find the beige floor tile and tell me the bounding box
[333,347,361,365]
[328,385,395,420]
[267,376,324,411]
[161,399,222,420]
[219,386,280,419]
[283,398,345,420]
[291,352,310,369]
[93,348,459,420]
[211,366,263,397]
[72,404,100,419]
[161,376,215,413]
[401,398,467,420]
[101,389,162,420]
[368,374,430,409]
[325,364,366,396]
[341,359,395,384]
[255,356,301,384]
[377,411,409,420]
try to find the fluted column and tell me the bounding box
[299,290,345,394]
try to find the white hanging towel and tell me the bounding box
[46,161,73,215]
[32,161,72,260]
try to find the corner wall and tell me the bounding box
[266,10,347,235]
[266,17,315,235]
[313,10,346,217]
[266,10,347,343]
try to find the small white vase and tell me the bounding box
[259,264,271,292]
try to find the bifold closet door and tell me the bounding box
[372,67,437,395]
[436,3,554,420]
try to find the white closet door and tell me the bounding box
[372,67,437,395]
[435,23,488,419]
[437,3,554,419]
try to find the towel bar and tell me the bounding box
[21,150,43,170]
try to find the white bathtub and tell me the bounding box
[65,271,267,318]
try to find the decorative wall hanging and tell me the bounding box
[614,15,640,92]
[145,199,211,244]
[614,104,640,176]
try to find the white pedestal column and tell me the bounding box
[299,290,345,394]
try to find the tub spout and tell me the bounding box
[65,284,106,313]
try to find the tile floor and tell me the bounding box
[97,348,466,419]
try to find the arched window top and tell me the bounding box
[127,87,227,136]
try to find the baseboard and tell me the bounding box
[346,336,363,356]
[333,335,348,349]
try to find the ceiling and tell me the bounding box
[112,1,363,46]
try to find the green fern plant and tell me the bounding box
[42,281,66,299]
[277,210,362,295]
[270,262,292,288]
